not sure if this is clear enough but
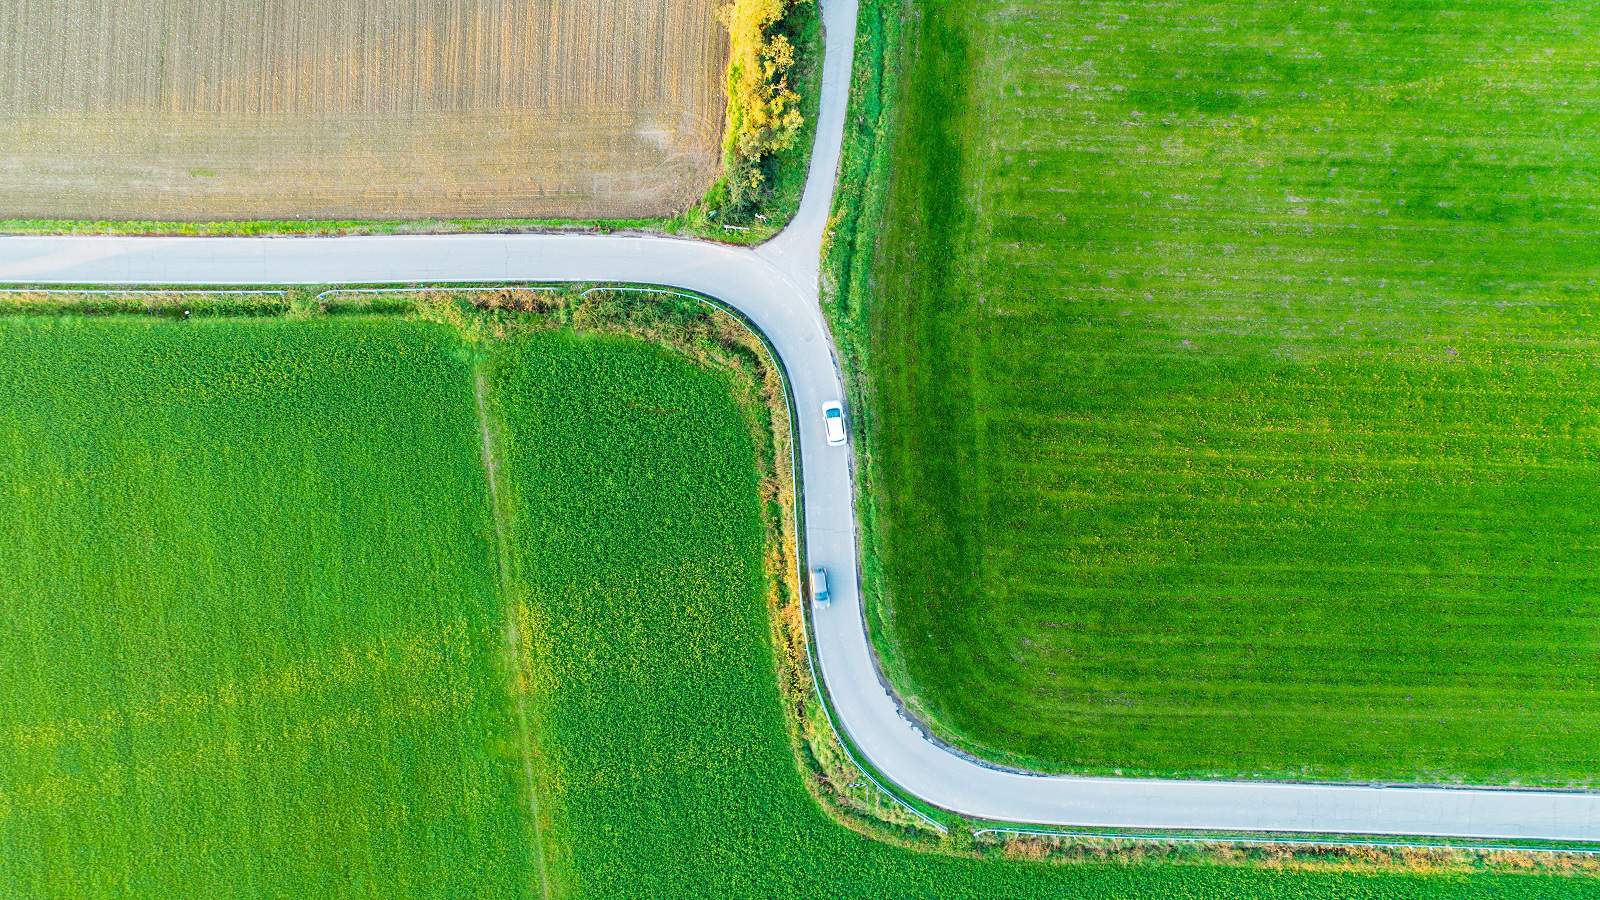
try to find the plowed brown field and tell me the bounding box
[0,0,725,220]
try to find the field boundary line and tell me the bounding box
[313,286,559,303]
[472,365,553,900]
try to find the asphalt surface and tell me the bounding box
[2,0,1598,843]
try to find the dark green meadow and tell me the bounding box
[5,304,1591,896]
[842,0,1600,783]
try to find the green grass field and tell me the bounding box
[6,303,1592,896]
[0,314,538,895]
[842,0,1600,783]
[486,325,1597,898]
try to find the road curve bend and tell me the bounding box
[2,0,1598,844]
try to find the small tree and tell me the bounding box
[718,0,810,218]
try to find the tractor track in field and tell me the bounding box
[474,367,553,900]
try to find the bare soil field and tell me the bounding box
[0,0,725,220]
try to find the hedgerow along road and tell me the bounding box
[2,0,1598,844]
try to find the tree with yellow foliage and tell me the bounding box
[717,0,812,218]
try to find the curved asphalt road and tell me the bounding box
[2,0,1598,843]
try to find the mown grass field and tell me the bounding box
[0,0,724,220]
[848,0,1600,784]
[6,301,1592,896]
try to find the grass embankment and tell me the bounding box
[5,295,1593,895]
[829,0,1600,785]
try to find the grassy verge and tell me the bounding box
[0,217,660,238]
[825,0,1600,787]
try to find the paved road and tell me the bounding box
[3,0,1599,843]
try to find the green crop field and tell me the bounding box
[5,302,1589,896]
[842,0,1600,784]
[0,314,537,895]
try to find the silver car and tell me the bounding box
[810,567,831,608]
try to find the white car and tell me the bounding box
[822,401,847,446]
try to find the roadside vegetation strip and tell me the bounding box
[0,217,661,239]
[0,288,292,317]
[974,828,1600,860]
[836,0,1600,786]
[700,0,819,230]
